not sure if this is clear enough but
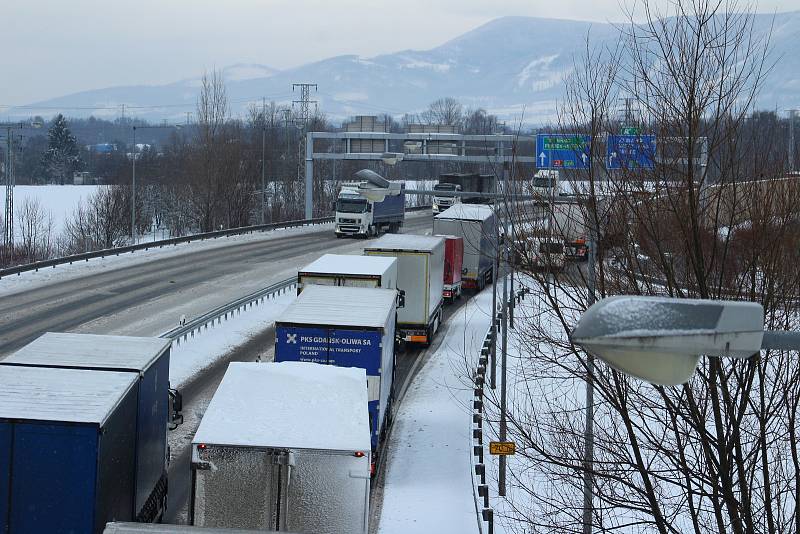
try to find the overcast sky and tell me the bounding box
[1,0,797,107]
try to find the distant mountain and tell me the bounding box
[10,13,800,124]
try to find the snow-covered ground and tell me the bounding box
[377,289,494,534]
[167,288,296,388]
[483,276,586,534]
[0,185,99,239]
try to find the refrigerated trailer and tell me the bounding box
[297,254,398,293]
[364,234,445,345]
[439,235,464,302]
[274,285,398,452]
[1,332,180,525]
[0,366,141,534]
[433,204,498,291]
[191,362,371,534]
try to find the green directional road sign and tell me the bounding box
[536,134,591,169]
[621,127,640,135]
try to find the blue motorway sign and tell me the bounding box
[607,134,656,170]
[536,134,591,170]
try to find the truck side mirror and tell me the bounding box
[168,387,184,430]
[332,202,337,212]
[366,204,372,212]
[397,289,406,309]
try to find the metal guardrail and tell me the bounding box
[159,277,297,342]
[471,287,528,534]
[0,205,431,280]
[0,216,333,279]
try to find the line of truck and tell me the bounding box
[0,195,504,534]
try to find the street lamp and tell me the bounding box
[131,124,181,243]
[569,295,800,385]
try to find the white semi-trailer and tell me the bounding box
[297,254,398,293]
[364,234,445,346]
[190,362,371,534]
[433,204,498,291]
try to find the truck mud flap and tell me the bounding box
[135,471,168,523]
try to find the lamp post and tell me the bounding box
[131,124,181,243]
[570,295,790,385]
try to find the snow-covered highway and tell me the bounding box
[0,212,431,356]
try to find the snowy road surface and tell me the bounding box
[0,212,432,356]
[377,288,493,534]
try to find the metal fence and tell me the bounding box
[471,287,527,534]
[159,277,296,342]
[0,205,431,280]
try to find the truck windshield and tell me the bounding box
[532,177,555,188]
[539,242,564,254]
[336,198,367,213]
[434,183,457,197]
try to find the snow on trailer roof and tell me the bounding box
[3,332,171,373]
[364,233,444,253]
[0,365,137,424]
[192,362,371,451]
[299,253,396,277]
[277,285,397,329]
[435,204,495,221]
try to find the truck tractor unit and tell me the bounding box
[334,176,405,238]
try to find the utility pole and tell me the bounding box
[619,97,635,127]
[131,126,137,242]
[498,154,511,497]
[4,129,13,257]
[293,83,317,219]
[788,109,797,173]
[261,97,267,224]
[582,207,598,534]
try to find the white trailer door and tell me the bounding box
[285,450,370,534]
[366,251,427,325]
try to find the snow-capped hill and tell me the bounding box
[10,13,800,124]
[221,63,280,82]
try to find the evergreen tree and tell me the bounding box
[41,114,81,185]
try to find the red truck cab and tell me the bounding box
[439,235,464,303]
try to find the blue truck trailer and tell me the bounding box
[274,285,398,455]
[1,332,180,525]
[0,365,140,533]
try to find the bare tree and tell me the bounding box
[422,97,464,127]
[17,197,54,263]
[190,70,230,232]
[489,3,794,534]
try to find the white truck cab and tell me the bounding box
[335,183,372,236]
[432,183,462,214]
[530,236,566,272]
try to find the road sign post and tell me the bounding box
[607,134,657,170]
[536,134,591,170]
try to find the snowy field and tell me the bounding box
[377,288,494,534]
[0,185,100,239]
